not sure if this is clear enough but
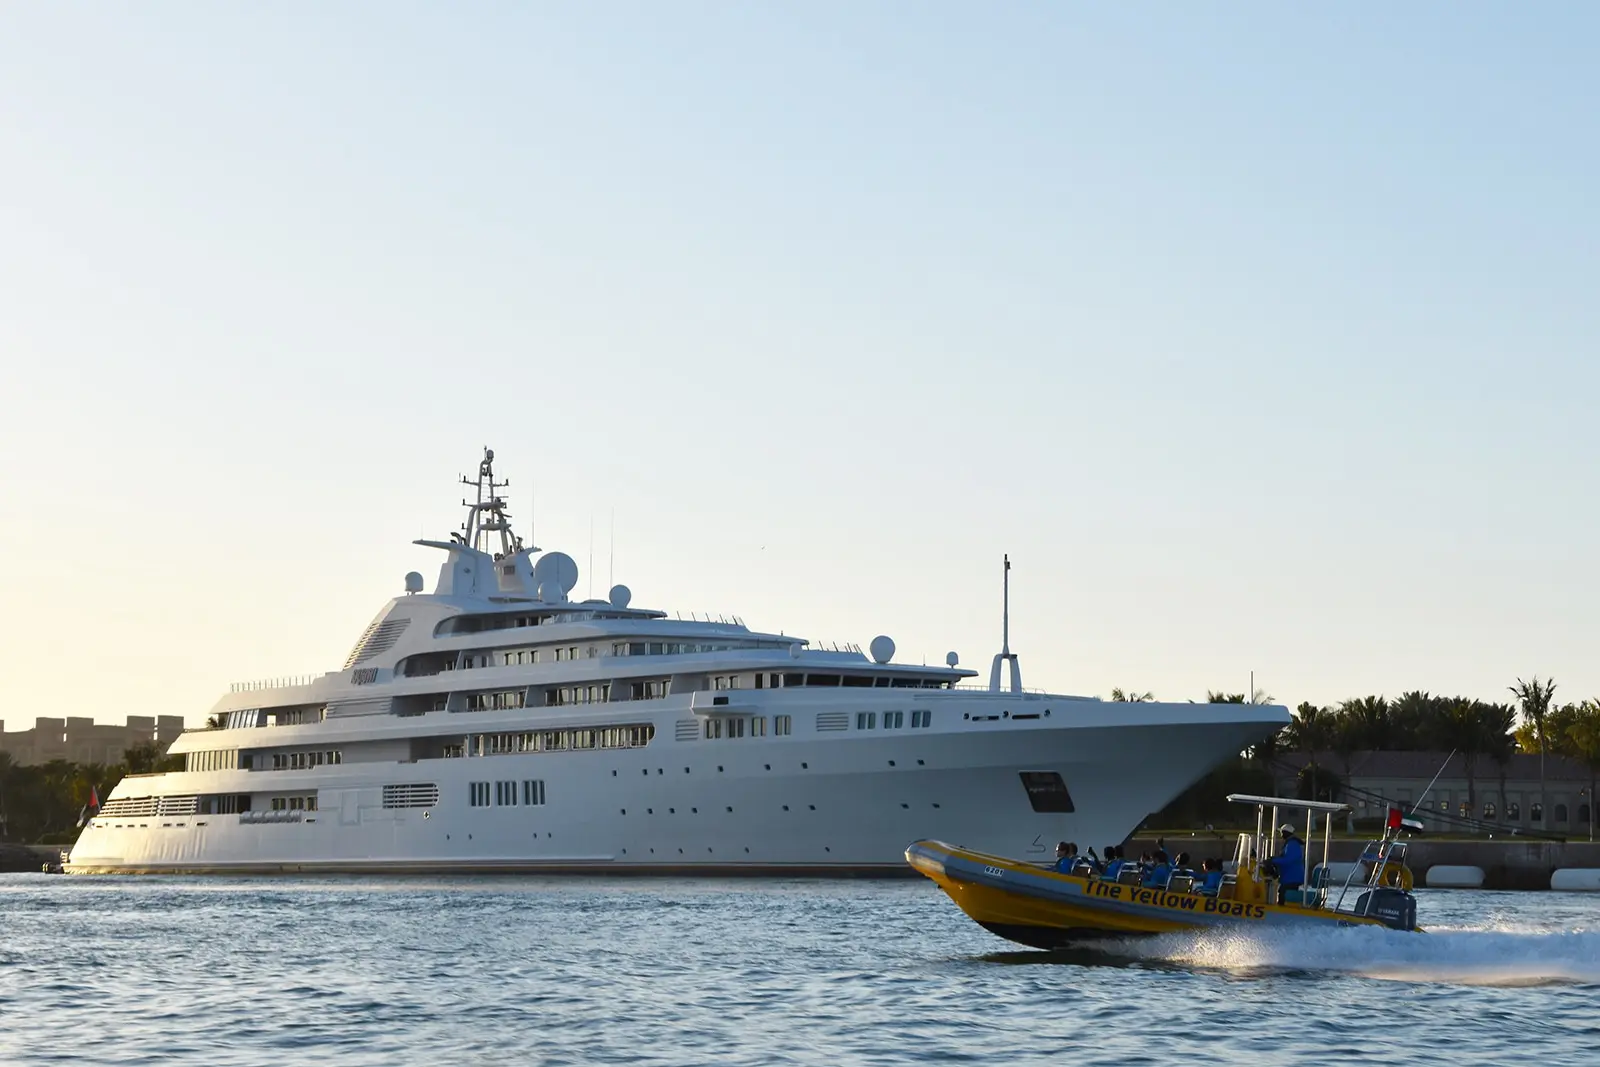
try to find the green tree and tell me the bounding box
[1109,688,1154,703]
[1565,700,1600,841]
[1284,702,1332,801]
[1510,676,1558,829]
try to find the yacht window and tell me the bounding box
[1019,771,1075,813]
[911,710,932,728]
[884,711,904,729]
[522,780,546,806]
[809,675,841,687]
[727,718,745,739]
[703,719,724,740]
[470,782,490,807]
[856,712,876,730]
[784,674,803,688]
[774,715,792,736]
[751,716,766,737]
[843,675,873,688]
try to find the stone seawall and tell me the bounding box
[1130,834,1600,890]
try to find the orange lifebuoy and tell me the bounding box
[1379,861,1414,892]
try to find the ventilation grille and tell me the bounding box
[382,784,440,809]
[816,711,850,732]
[98,796,159,819]
[674,719,700,741]
[343,617,411,669]
[157,795,199,816]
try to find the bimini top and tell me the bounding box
[1226,793,1349,813]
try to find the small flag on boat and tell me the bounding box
[1387,806,1403,830]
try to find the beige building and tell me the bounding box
[1275,750,1598,839]
[0,715,185,767]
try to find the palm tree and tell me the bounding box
[1438,699,1487,815]
[1109,688,1154,703]
[1511,676,1558,829]
[1566,700,1600,842]
[1285,702,1331,801]
[1479,701,1517,823]
[1206,691,1247,704]
[1340,695,1391,751]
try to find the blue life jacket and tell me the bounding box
[1199,870,1224,895]
[1104,859,1124,880]
[1053,856,1077,873]
[1275,837,1306,887]
[1142,862,1172,888]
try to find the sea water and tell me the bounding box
[2,875,1597,1066]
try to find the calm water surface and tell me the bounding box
[3,875,1598,1066]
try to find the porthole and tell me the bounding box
[726,806,733,813]
[917,759,925,766]
[669,808,675,814]
[888,760,896,766]
[783,805,790,811]
[718,766,724,772]
[802,762,808,769]
[612,770,617,776]
[900,803,909,809]
[764,764,771,770]
[808,804,816,811]
[621,809,627,815]
[647,808,653,815]
[692,807,698,813]
[963,712,969,719]
[641,769,648,776]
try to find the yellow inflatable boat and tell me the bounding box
[908,794,1421,949]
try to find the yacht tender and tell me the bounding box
[68,450,1290,874]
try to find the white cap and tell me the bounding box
[1279,824,1296,835]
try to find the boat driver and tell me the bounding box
[1053,842,1078,873]
[1264,824,1305,902]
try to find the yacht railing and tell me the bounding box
[230,675,319,693]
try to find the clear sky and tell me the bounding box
[2,4,1596,729]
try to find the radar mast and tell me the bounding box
[454,447,532,560]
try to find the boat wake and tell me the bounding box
[1098,922,1600,986]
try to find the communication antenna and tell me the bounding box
[609,508,615,590]
[588,513,594,601]
[987,554,1023,693]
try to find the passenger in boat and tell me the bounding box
[1101,846,1124,880]
[1053,842,1079,873]
[1173,850,1195,877]
[1141,849,1172,888]
[1077,847,1102,875]
[1264,825,1305,902]
[1196,858,1225,896]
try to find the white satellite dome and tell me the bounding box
[609,584,632,609]
[404,571,425,594]
[869,635,895,665]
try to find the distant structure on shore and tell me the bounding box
[0,716,184,767]
[1273,750,1596,836]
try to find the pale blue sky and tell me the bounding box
[2,4,1596,728]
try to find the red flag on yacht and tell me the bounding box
[1387,806,1403,830]
[90,785,100,811]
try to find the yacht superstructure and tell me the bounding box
[68,450,1290,874]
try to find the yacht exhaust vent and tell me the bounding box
[674,719,700,742]
[157,795,199,817]
[343,618,412,669]
[382,784,440,809]
[816,712,849,732]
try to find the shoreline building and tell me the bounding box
[0,716,186,767]
[1273,750,1597,837]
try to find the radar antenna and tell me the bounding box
[458,447,531,559]
[988,554,1023,693]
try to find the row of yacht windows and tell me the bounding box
[270,750,343,770]
[469,780,547,807]
[857,711,932,730]
[186,750,240,772]
[703,715,792,740]
[269,794,318,811]
[446,724,656,758]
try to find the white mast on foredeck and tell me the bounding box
[988,554,1023,693]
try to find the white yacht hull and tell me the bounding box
[67,697,1284,875]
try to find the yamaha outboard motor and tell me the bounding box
[1355,888,1417,931]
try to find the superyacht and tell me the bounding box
[68,450,1289,874]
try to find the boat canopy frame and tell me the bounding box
[1227,793,1347,905]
